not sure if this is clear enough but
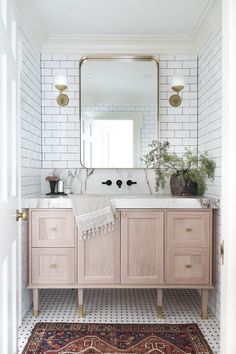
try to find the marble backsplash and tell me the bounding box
[41,168,171,195]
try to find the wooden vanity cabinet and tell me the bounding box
[28,208,213,320]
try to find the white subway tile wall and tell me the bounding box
[20,29,42,318]
[198,22,222,321]
[41,54,198,168]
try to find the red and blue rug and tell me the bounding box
[22,322,213,353]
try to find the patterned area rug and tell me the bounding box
[22,322,213,353]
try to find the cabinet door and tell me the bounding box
[31,209,75,248]
[78,217,120,284]
[121,211,164,285]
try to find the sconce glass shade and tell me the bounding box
[169,75,185,107]
[170,75,185,92]
[54,75,68,91]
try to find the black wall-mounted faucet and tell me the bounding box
[126,180,137,186]
[116,180,122,188]
[102,180,112,186]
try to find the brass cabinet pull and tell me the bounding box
[186,228,192,232]
[186,264,192,269]
[49,264,57,269]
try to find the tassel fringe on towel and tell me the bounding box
[69,194,117,240]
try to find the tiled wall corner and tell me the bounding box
[198,22,222,321]
[20,29,42,319]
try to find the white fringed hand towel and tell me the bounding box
[69,194,116,239]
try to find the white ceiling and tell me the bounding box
[31,0,212,37]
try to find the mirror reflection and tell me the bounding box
[80,57,159,168]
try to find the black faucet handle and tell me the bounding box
[102,180,112,186]
[116,180,122,188]
[126,180,137,186]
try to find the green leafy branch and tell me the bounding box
[141,140,216,195]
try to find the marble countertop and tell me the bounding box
[22,194,220,209]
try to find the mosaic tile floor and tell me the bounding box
[18,288,220,353]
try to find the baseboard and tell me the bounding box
[20,297,33,326]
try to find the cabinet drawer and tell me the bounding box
[166,248,210,285]
[31,210,75,247]
[31,248,75,285]
[166,211,211,248]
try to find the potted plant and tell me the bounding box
[141,140,216,196]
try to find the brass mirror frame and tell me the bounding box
[79,55,160,169]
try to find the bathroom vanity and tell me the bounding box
[26,195,218,320]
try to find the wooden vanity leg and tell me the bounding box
[201,289,208,320]
[157,289,163,319]
[78,289,84,318]
[32,289,39,317]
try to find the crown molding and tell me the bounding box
[190,0,214,39]
[17,0,48,48]
[192,0,221,51]
[35,0,221,55]
[41,34,196,54]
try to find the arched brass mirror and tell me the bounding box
[79,56,159,168]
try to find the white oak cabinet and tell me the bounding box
[28,208,213,319]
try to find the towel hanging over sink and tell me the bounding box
[69,194,117,239]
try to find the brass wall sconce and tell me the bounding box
[169,76,185,107]
[54,75,69,106]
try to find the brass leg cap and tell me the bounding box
[201,310,208,320]
[157,306,163,319]
[78,305,84,318]
[32,310,39,318]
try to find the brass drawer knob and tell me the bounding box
[186,228,192,232]
[49,264,57,269]
[186,264,192,269]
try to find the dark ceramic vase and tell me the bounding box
[170,174,197,196]
[49,181,57,194]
